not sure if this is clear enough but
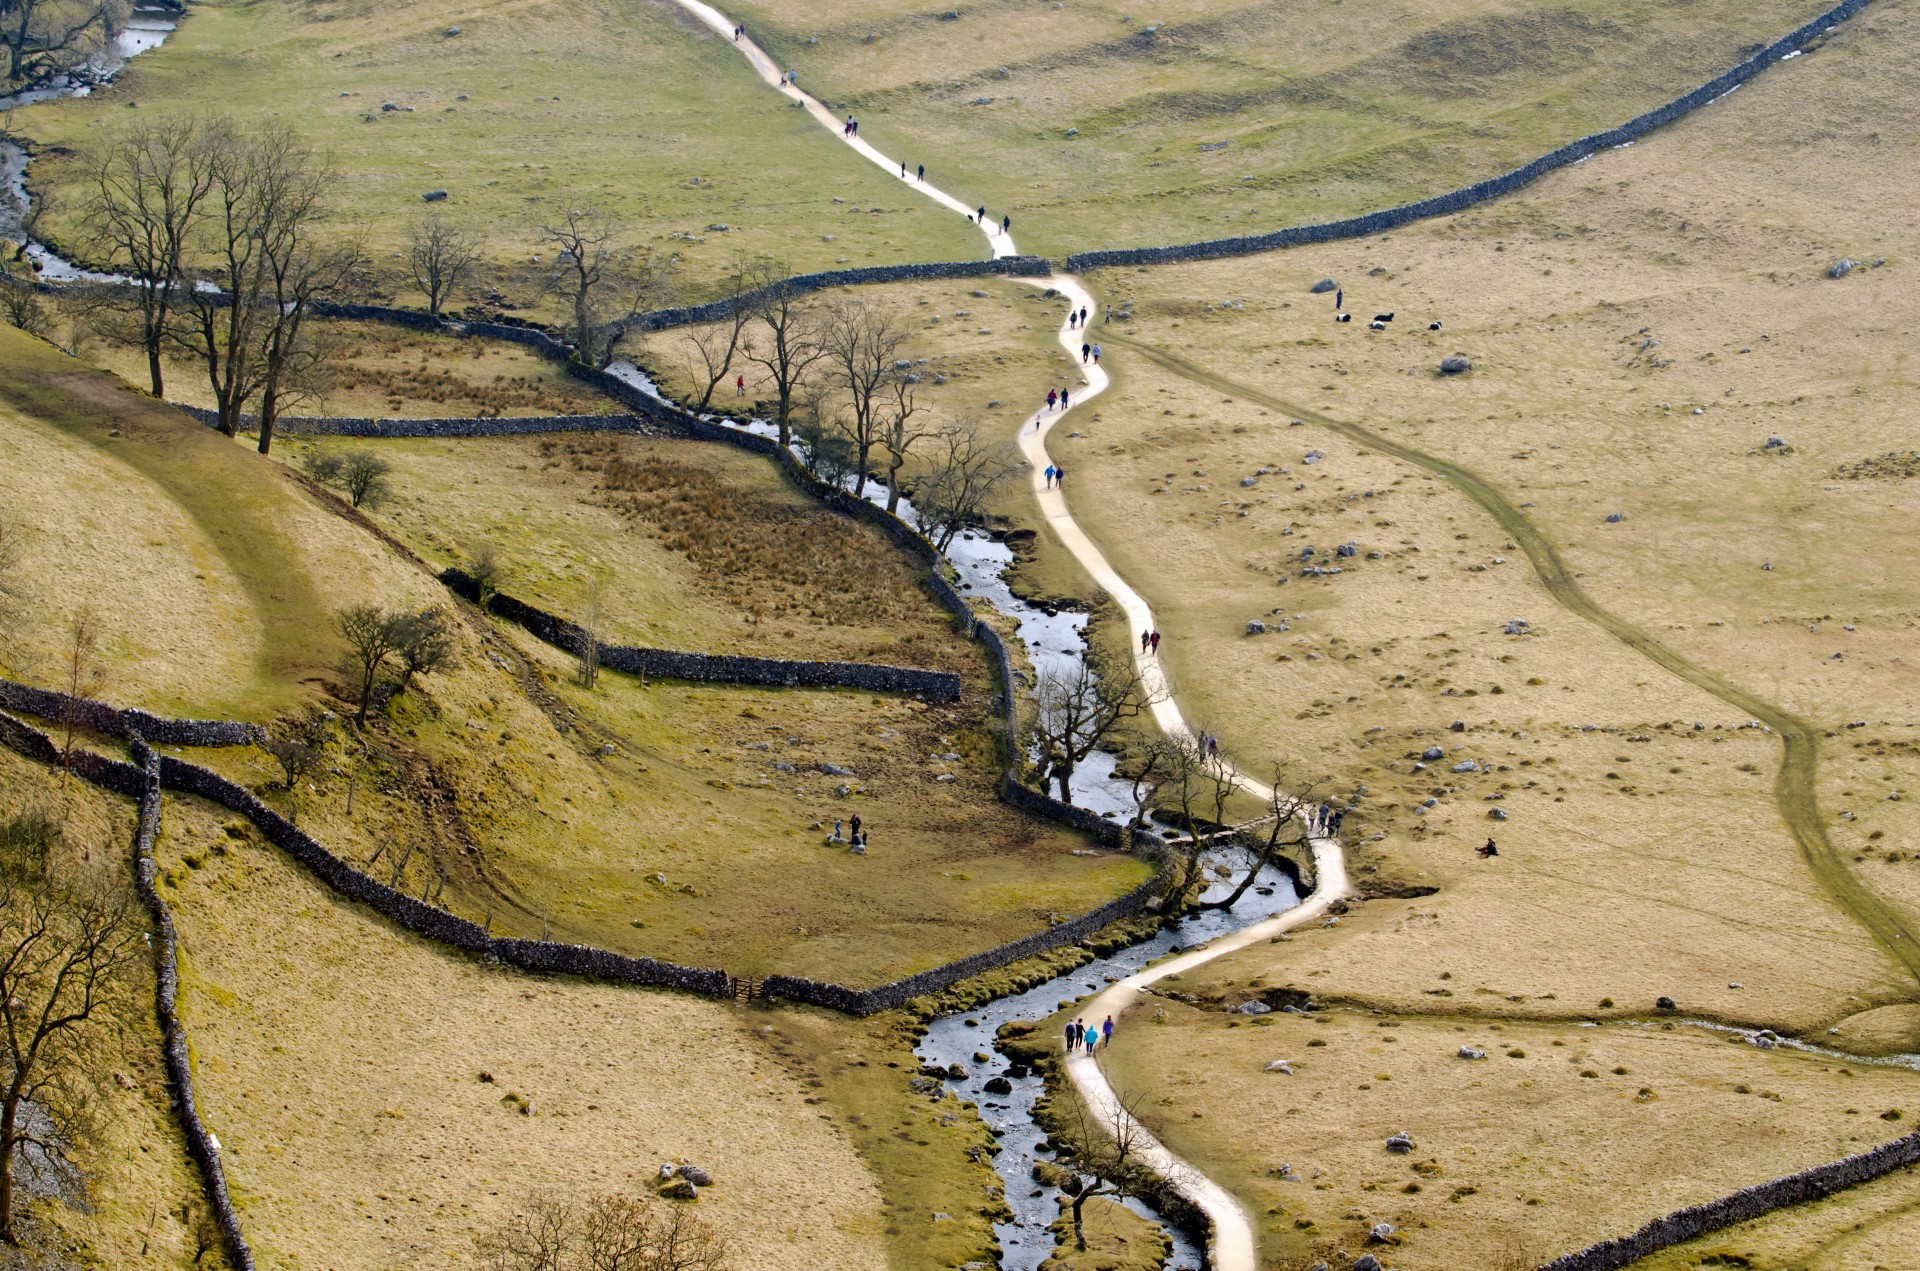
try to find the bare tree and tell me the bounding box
[911,417,1018,551]
[0,260,45,335]
[792,384,856,488]
[1151,729,1243,903]
[822,299,906,498]
[0,858,138,1243]
[678,254,754,410]
[876,367,932,515]
[55,607,102,814]
[406,214,480,320]
[79,116,219,397]
[338,451,391,508]
[1029,657,1158,805]
[1201,762,1315,911]
[1056,1090,1150,1253]
[175,120,277,438]
[334,604,408,725]
[537,206,668,370]
[476,1189,728,1271]
[0,0,128,90]
[466,541,506,611]
[394,606,455,692]
[260,738,317,823]
[740,262,827,449]
[574,580,602,689]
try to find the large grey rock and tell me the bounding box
[421,188,448,202]
[679,1164,713,1187]
[983,1076,1013,1094]
[1451,759,1479,773]
[1829,258,1856,279]
[1385,1131,1416,1154]
[1458,1046,1487,1060]
[1309,278,1337,294]
[1246,620,1268,635]
[1421,746,1445,761]
[818,764,857,777]
[1237,1000,1272,1015]
[1353,1254,1383,1271]
[1439,356,1471,374]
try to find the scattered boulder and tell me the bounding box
[938,9,961,18]
[444,25,462,36]
[1449,720,1465,732]
[983,1076,1013,1095]
[421,188,448,202]
[1421,746,1445,761]
[1656,996,1677,1010]
[679,1164,713,1187]
[1503,618,1531,635]
[706,223,730,232]
[1385,1131,1416,1154]
[1764,436,1789,450]
[1064,127,1079,136]
[1310,278,1337,294]
[1237,1000,1273,1015]
[1264,1059,1295,1074]
[1458,1046,1487,1060]
[1604,512,1625,523]
[1353,1255,1383,1271]
[1439,356,1471,374]
[818,764,856,777]
[1829,259,1856,279]
[1451,760,1479,773]
[1246,620,1268,635]
[1369,1223,1397,1244]
[658,1178,698,1202]
[1487,808,1508,821]
[380,101,401,112]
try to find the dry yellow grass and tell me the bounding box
[84,321,617,421]
[0,749,215,1268]
[1629,1159,1920,1270]
[1101,1000,1919,1269]
[154,790,891,1271]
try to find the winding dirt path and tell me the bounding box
[666,5,1353,1266]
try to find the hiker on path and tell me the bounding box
[1149,630,1160,655]
[1141,630,1151,654]
[1069,311,1078,330]
[977,206,986,223]
[1054,464,1065,488]
[1060,387,1070,409]
[1082,342,1091,363]
[1084,1030,1097,1057]
[1335,288,1343,311]
[1002,214,1011,234]
[735,373,745,396]
[917,164,925,181]
[1045,464,1057,489]
[1092,343,1101,364]
[1079,306,1089,326]
[900,160,907,177]
[845,115,854,136]
[1046,388,1058,411]
[1101,1016,1114,1049]
[1329,809,1344,835]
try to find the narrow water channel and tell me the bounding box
[917,860,1301,1271]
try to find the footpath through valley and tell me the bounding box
[669,5,1353,1268]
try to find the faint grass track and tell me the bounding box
[1105,329,1920,990]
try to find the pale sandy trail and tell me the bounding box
[669,5,1354,1267]
[668,0,1016,258]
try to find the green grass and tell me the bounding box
[726,0,1836,261]
[0,325,328,717]
[20,0,982,304]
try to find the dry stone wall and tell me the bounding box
[127,741,256,1271]
[0,676,264,747]
[174,402,651,440]
[441,570,961,700]
[1066,0,1874,272]
[1539,1128,1920,1270]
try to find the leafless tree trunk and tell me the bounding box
[1060,1090,1149,1253]
[1203,763,1314,911]
[537,206,669,370]
[0,0,128,90]
[0,861,137,1243]
[822,299,905,498]
[741,261,826,449]
[1030,658,1159,806]
[877,369,930,515]
[679,254,754,410]
[175,121,276,437]
[912,417,1017,552]
[575,580,602,689]
[476,1188,729,1271]
[405,214,479,320]
[79,116,218,397]
[1153,729,1242,903]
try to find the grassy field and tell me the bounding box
[627,273,1103,603]
[1099,994,1919,1269]
[288,427,974,665]
[86,320,618,420]
[1010,0,1920,1262]
[724,0,1836,261]
[0,750,216,1268]
[1629,1158,1920,1270]
[154,790,892,1271]
[18,0,982,304]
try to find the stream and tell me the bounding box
[0,6,178,276]
[918,859,1301,1271]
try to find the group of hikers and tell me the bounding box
[1065,1015,1114,1056]
[898,160,926,181]
[828,815,871,854]
[972,207,1012,235]
[1043,464,1067,489]
[1138,629,1163,657]
[1079,340,1102,364]
[1310,802,1345,836]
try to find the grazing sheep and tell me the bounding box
[1336,313,1352,323]
[1373,313,1395,323]
[1368,320,1386,331]
[1428,321,1442,331]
